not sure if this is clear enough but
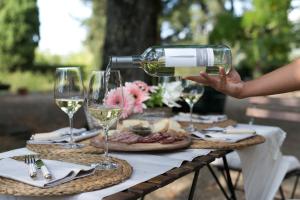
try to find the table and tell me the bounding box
[2,123,286,200]
[0,149,236,200]
[104,150,234,200]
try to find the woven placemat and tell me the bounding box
[26,139,103,154]
[190,135,265,150]
[180,119,237,130]
[0,153,132,196]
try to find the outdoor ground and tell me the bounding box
[0,93,299,199]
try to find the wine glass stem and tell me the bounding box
[69,115,74,144]
[103,126,110,162]
[189,104,194,130]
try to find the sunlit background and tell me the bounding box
[0,0,299,92]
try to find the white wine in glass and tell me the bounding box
[181,80,205,132]
[54,67,85,149]
[88,106,122,128]
[87,70,123,170]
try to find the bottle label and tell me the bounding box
[165,48,214,67]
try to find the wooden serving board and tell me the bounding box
[91,137,192,152]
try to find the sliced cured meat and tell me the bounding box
[109,131,133,142]
[108,131,142,144]
[159,136,176,144]
[138,133,166,143]
[91,129,187,146]
[118,134,141,144]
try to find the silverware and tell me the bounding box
[24,155,37,178]
[201,129,226,133]
[35,156,52,179]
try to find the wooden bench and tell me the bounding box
[246,96,300,124]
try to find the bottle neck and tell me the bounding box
[110,56,141,69]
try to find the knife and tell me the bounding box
[35,158,52,179]
[202,128,256,134]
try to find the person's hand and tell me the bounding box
[185,67,245,98]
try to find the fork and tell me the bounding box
[25,155,37,178]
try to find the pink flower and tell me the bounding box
[125,82,150,113]
[133,80,150,93]
[104,87,134,118]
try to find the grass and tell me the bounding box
[0,68,97,93]
[0,71,54,92]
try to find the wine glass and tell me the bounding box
[54,67,85,149]
[181,80,205,132]
[87,70,123,170]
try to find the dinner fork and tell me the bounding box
[24,155,37,178]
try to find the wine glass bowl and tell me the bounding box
[87,70,123,170]
[181,80,205,132]
[54,67,85,149]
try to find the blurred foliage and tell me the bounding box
[210,0,293,77]
[34,50,93,78]
[0,70,53,92]
[160,0,297,78]
[86,0,298,79]
[145,86,164,108]
[84,0,106,68]
[0,0,299,92]
[0,0,39,71]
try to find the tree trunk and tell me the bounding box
[102,0,161,83]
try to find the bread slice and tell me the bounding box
[167,119,182,131]
[122,119,150,129]
[152,118,169,133]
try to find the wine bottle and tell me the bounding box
[111,45,232,77]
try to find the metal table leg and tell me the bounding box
[223,156,237,200]
[188,169,200,200]
[207,164,231,200]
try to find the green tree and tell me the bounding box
[0,0,40,71]
[210,0,293,77]
[84,0,106,68]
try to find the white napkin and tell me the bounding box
[172,113,227,123]
[192,126,256,143]
[28,128,100,144]
[204,126,256,134]
[0,158,95,188]
[31,128,86,140]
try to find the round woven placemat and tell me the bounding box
[0,153,132,196]
[190,135,265,150]
[26,139,103,154]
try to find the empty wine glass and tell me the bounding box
[54,67,85,149]
[87,70,123,170]
[181,80,205,132]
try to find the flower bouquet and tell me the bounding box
[85,80,183,129]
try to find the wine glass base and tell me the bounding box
[61,143,85,149]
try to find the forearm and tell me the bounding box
[239,59,300,98]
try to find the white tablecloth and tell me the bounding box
[0,148,211,200]
[213,124,299,200]
[236,124,289,200]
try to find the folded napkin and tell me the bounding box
[204,126,256,134]
[31,127,86,140]
[28,128,100,144]
[0,158,95,188]
[172,113,227,123]
[192,127,256,143]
